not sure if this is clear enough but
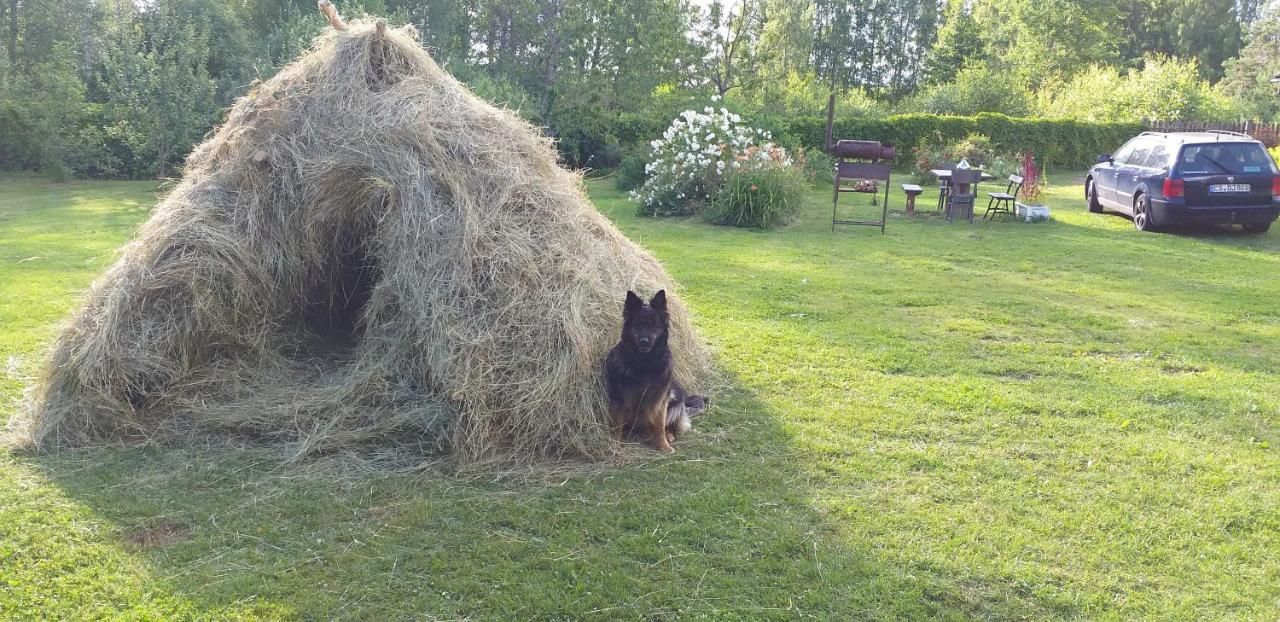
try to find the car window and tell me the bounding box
[1111,139,1138,164]
[1141,143,1170,169]
[1177,143,1278,175]
[1124,140,1153,167]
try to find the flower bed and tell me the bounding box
[631,106,793,217]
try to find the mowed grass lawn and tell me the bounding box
[1,171,1278,620]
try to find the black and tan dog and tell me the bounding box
[604,290,707,453]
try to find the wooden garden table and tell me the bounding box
[931,169,995,212]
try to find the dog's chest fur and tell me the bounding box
[604,346,672,416]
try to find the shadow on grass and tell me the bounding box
[12,368,1079,620]
[1089,207,1278,246]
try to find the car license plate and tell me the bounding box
[1209,184,1250,193]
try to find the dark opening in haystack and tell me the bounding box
[299,178,383,359]
[300,223,378,357]
[10,19,710,464]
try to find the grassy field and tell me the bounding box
[2,171,1278,620]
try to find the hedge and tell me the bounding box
[576,111,1144,171]
[775,113,1143,169]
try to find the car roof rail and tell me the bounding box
[1204,129,1253,139]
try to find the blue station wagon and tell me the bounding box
[1085,131,1280,233]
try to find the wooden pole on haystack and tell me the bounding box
[318,0,347,30]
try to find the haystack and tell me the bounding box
[13,19,710,463]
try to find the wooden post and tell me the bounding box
[318,0,347,30]
[824,93,836,154]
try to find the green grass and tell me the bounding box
[2,171,1278,620]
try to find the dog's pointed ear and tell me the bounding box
[650,289,667,311]
[625,290,643,311]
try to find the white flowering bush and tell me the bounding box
[630,106,793,216]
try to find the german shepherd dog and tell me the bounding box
[604,290,707,453]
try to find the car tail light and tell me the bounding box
[1162,178,1184,199]
[1272,176,1280,200]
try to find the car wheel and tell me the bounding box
[1087,180,1103,213]
[1132,194,1157,232]
[1243,222,1271,234]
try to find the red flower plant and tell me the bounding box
[1021,151,1044,204]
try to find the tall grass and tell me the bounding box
[708,167,806,229]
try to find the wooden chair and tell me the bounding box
[945,169,981,223]
[984,174,1024,220]
[934,161,955,213]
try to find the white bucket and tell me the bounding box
[1015,203,1050,222]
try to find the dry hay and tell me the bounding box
[10,20,710,464]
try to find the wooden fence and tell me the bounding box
[1143,120,1280,147]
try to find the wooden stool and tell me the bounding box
[901,184,923,216]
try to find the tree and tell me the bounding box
[1220,7,1280,119]
[922,0,987,85]
[0,0,106,177]
[0,42,92,177]
[99,2,218,176]
[757,0,814,78]
[591,0,694,108]
[902,60,1033,116]
[386,0,473,66]
[9,0,91,71]
[1040,56,1234,122]
[1238,0,1267,25]
[692,0,769,97]
[1,0,12,75]
[747,69,881,116]
[973,0,1124,90]
[1123,0,1243,81]
[811,0,941,96]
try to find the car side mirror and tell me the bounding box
[1096,154,1112,164]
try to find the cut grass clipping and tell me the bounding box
[11,20,710,464]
